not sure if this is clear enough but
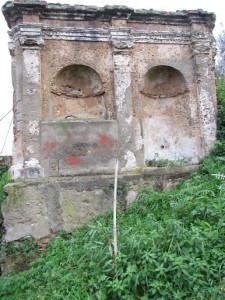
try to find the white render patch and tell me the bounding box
[125,115,133,125]
[142,116,200,164]
[113,54,131,112]
[25,158,40,167]
[27,145,34,153]
[198,87,217,151]
[121,150,137,172]
[134,122,144,151]
[29,120,39,135]
[202,57,210,78]
[10,163,23,180]
[23,49,40,84]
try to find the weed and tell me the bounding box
[0,160,9,251]
[1,238,42,274]
[103,180,128,211]
[145,159,187,168]
[0,157,225,298]
[210,76,225,157]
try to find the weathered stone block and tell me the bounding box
[41,120,119,176]
[2,166,198,242]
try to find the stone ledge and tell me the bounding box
[2,1,215,29]
[141,164,199,177]
[5,164,199,188]
[2,165,198,242]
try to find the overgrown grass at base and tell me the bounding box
[0,155,225,299]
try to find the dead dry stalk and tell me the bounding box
[113,158,119,260]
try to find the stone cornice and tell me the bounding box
[9,23,215,46]
[2,1,215,30]
[10,23,44,46]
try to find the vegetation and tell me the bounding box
[0,157,225,299]
[216,28,225,76]
[0,158,9,190]
[0,158,9,242]
[0,78,224,299]
[145,159,187,168]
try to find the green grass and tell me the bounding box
[0,156,225,299]
[145,159,187,168]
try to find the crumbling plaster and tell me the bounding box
[41,40,115,120]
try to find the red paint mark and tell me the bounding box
[98,134,112,146]
[43,142,57,153]
[64,156,83,166]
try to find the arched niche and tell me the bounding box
[51,64,104,98]
[141,65,188,98]
[138,65,199,165]
[50,64,106,119]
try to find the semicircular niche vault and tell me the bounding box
[52,64,104,98]
[142,65,188,98]
[139,64,199,165]
[50,64,106,119]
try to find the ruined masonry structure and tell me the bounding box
[1,0,217,242]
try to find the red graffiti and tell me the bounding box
[98,134,112,146]
[64,156,83,166]
[43,142,57,153]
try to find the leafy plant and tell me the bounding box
[145,159,187,168]
[0,156,225,298]
[0,158,8,179]
[1,238,42,274]
[0,172,9,206]
[103,179,128,212]
[210,76,225,156]
[0,159,9,246]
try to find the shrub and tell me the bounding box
[0,159,9,244]
[210,76,225,157]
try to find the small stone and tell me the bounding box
[126,191,137,205]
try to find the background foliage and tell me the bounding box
[210,76,225,158]
[0,158,9,243]
[216,29,225,76]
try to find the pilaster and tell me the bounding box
[191,32,217,156]
[9,25,44,180]
[111,28,136,171]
